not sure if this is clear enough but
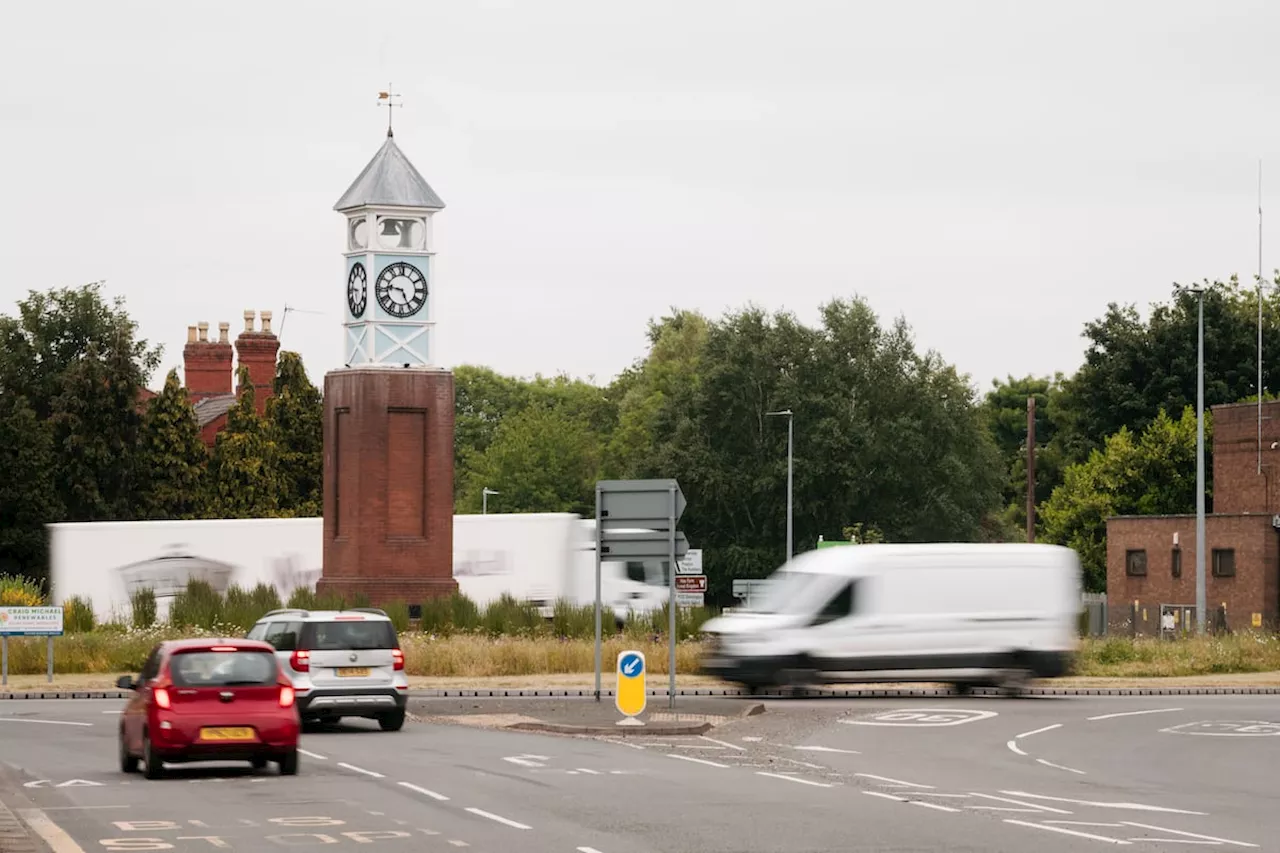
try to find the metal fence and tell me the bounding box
[1081,592,1107,637]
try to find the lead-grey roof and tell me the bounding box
[193,393,237,428]
[334,133,445,212]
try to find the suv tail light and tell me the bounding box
[153,687,172,709]
[290,650,310,672]
[279,685,296,708]
[392,649,404,671]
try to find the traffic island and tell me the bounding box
[406,696,765,736]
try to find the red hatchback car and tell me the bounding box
[117,638,301,779]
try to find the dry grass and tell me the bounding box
[1,628,1278,685]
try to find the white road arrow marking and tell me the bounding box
[503,755,550,769]
[1001,791,1206,815]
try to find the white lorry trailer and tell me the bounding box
[699,542,1081,693]
[46,513,670,624]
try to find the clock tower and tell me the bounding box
[317,120,458,609]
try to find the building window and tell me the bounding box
[1171,548,1182,579]
[1125,549,1148,577]
[1212,548,1236,578]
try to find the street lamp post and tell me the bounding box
[1189,287,1206,634]
[766,409,794,560]
[482,487,499,515]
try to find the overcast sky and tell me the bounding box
[2,0,1277,396]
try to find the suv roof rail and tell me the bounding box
[345,607,388,617]
[261,608,310,618]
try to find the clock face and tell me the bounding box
[347,263,368,318]
[375,262,427,318]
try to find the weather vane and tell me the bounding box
[377,85,402,137]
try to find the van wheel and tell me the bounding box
[998,660,1033,697]
[951,682,974,695]
[775,665,815,696]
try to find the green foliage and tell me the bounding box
[459,402,603,514]
[1041,407,1207,592]
[62,596,96,633]
[0,573,45,606]
[383,600,411,633]
[222,584,259,631]
[981,373,1071,537]
[268,352,323,517]
[287,586,317,610]
[206,366,286,518]
[130,588,157,629]
[481,594,544,636]
[0,395,60,578]
[840,523,885,544]
[169,580,223,630]
[418,592,483,636]
[135,369,208,519]
[551,598,611,639]
[249,583,282,616]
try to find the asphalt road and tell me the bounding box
[0,694,1276,852]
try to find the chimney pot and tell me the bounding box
[243,310,255,333]
[218,322,230,344]
[197,321,209,342]
[260,310,273,334]
[187,325,197,343]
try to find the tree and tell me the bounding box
[206,367,285,518]
[632,297,1005,602]
[135,369,208,519]
[458,403,602,515]
[1055,277,1278,465]
[267,352,323,517]
[982,373,1070,537]
[0,282,160,524]
[1040,406,1205,592]
[0,393,62,579]
[453,366,533,500]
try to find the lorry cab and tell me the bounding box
[699,542,1082,694]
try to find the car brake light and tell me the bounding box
[153,687,172,709]
[279,685,296,708]
[392,649,404,671]
[290,650,310,672]
[210,645,237,652]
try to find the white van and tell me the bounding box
[699,543,1082,694]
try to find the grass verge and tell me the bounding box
[0,632,1277,681]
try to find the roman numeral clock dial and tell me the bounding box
[347,262,368,318]
[375,262,427,318]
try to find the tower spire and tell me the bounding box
[377,85,402,137]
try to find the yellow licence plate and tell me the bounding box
[199,727,256,742]
[336,667,371,677]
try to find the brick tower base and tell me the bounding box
[317,367,458,609]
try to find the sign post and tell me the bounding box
[615,650,646,725]
[0,606,64,686]
[594,479,689,709]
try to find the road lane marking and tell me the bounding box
[1036,758,1086,775]
[298,749,327,760]
[0,718,92,727]
[1017,724,1062,738]
[1005,819,1131,844]
[666,754,729,768]
[576,768,601,775]
[1120,821,1259,847]
[337,762,384,778]
[465,808,531,830]
[970,793,1071,814]
[1006,740,1028,756]
[699,735,746,751]
[1087,708,1183,721]
[911,801,960,813]
[448,841,469,847]
[18,808,87,853]
[863,791,907,802]
[856,773,935,789]
[756,772,833,788]
[399,781,450,801]
[1000,791,1206,815]
[578,848,605,853]
[794,745,860,754]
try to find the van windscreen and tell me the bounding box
[751,571,827,614]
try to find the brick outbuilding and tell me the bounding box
[1106,401,1280,634]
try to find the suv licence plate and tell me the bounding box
[336,667,371,677]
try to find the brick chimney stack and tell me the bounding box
[182,319,233,401]
[235,309,281,415]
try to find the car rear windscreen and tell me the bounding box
[301,620,398,651]
[170,650,279,687]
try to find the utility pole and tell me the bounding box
[1026,395,1036,543]
[1194,286,1207,634]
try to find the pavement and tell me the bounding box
[405,696,763,735]
[1,693,1277,851]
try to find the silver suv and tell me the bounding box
[246,607,409,731]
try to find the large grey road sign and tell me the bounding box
[599,531,690,560]
[598,479,686,531]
